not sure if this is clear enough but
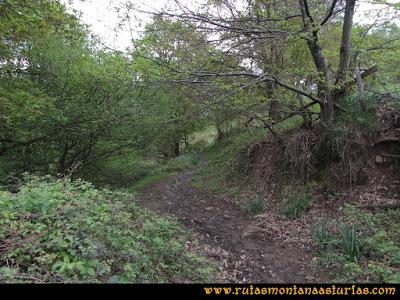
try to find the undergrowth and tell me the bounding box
[0,175,214,283]
[315,205,400,283]
[191,117,302,194]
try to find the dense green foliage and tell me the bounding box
[1,34,144,173]
[0,176,213,283]
[1,0,399,181]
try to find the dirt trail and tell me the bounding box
[139,169,319,283]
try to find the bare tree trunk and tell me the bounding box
[298,0,334,125]
[336,0,356,85]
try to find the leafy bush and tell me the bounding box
[0,176,214,283]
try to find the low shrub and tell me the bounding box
[0,175,214,283]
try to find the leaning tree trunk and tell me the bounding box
[299,0,335,127]
[336,0,356,85]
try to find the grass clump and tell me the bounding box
[277,184,312,219]
[283,192,311,219]
[314,224,333,251]
[246,193,265,215]
[315,222,363,262]
[336,223,363,262]
[0,175,214,283]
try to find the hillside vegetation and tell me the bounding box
[0,176,213,283]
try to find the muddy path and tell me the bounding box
[138,169,319,283]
